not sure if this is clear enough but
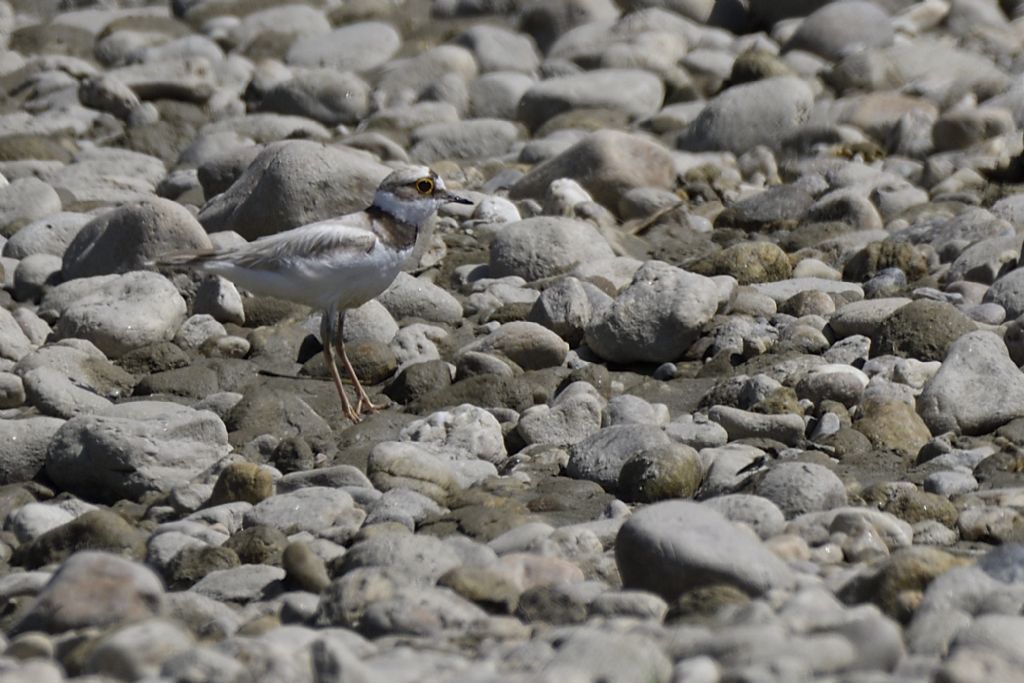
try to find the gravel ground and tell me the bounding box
[2,0,1024,682]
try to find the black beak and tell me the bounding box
[441,190,473,205]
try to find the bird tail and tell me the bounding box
[145,250,220,271]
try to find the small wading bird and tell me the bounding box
[151,166,471,423]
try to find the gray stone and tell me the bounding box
[679,77,815,154]
[566,424,671,490]
[984,266,1024,319]
[469,71,535,120]
[489,216,614,281]
[829,298,911,339]
[63,198,212,278]
[615,500,795,599]
[0,370,26,409]
[194,276,245,325]
[340,534,463,585]
[456,24,541,74]
[0,307,34,362]
[364,488,446,530]
[229,3,330,53]
[244,487,358,535]
[542,628,673,683]
[527,276,593,345]
[458,321,569,370]
[378,272,463,325]
[702,494,786,540]
[189,565,285,603]
[360,584,490,637]
[84,618,193,680]
[12,551,164,635]
[286,22,401,73]
[200,112,331,144]
[517,381,604,447]
[510,130,676,211]
[518,68,664,131]
[410,118,523,164]
[13,253,61,301]
[106,56,217,102]
[918,331,1024,435]
[14,339,134,418]
[829,41,1010,104]
[618,442,703,503]
[604,395,669,426]
[259,69,370,126]
[197,140,390,240]
[374,45,479,110]
[0,177,61,238]
[46,401,231,504]
[585,261,719,364]
[44,145,166,205]
[753,462,848,518]
[7,502,77,543]
[50,271,186,357]
[785,1,894,61]
[2,212,90,259]
[0,416,63,484]
[664,414,729,449]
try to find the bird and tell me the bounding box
[151,165,472,423]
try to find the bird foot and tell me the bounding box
[343,404,362,424]
[357,397,384,414]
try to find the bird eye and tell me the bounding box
[415,178,434,194]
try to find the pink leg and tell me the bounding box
[336,310,383,414]
[321,310,360,423]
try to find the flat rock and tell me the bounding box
[46,401,231,503]
[50,271,187,357]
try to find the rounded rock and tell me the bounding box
[489,216,614,282]
[753,461,848,518]
[618,443,703,503]
[615,500,795,600]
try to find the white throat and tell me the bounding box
[373,190,438,226]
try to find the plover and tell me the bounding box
[152,166,471,423]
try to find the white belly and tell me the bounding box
[212,244,411,312]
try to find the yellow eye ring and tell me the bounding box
[415,178,434,194]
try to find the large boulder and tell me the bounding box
[197,140,390,240]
